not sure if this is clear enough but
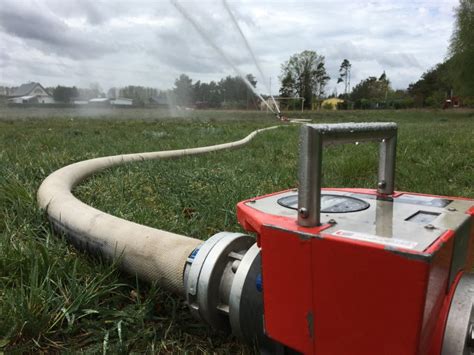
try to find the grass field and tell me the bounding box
[1,108,473,353]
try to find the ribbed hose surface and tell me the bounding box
[37,126,278,294]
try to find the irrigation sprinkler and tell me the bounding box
[38,122,474,354]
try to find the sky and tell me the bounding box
[0,0,459,95]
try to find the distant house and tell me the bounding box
[111,98,133,106]
[8,82,54,104]
[73,100,89,105]
[88,97,110,106]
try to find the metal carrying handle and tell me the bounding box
[297,122,398,227]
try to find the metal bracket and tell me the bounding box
[297,122,398,227]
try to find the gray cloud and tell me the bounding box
[377,53,422,69]
[0,0,114,59]
[0,51,10,64]
[0,0,458,91]
[43,0,127,26]
[79,0,108,25]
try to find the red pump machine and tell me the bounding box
[185,123,474,354]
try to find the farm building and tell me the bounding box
[8,82,54,104]
[111,98,133,106]
[88,98,110,106]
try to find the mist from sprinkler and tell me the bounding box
[171,0,280,116]
[221,0,280,115]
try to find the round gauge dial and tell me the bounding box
[277,194,370,213]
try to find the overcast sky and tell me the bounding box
[0,0,458,95]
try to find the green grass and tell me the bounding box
[1,109,473,352]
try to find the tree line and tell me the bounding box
[277,51,414,110]
[8,0,471,110]
[279,0,473,109]
[165,73,260,109]
[408,0,473,108]
[44,75,260,109]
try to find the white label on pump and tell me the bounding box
[332,230,418,250]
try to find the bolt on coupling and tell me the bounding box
[183,232,267,344]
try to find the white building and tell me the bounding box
[73,100,89,105]
[89,97,110,105]
[8,82,55,104]
[111,98,133,106]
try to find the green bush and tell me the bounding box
[462,97,474,108]
[425,91,445,108]
[354,99,374,109]
[388,98,415,109]
[322,102,334,110]
[221,100,247,110]
[336,101,351,110]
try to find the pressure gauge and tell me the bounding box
[277,194,370,213]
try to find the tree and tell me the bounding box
[190,74,257,109]
[173,74,193,106]
[313,61,330,101]
[53,86,79,103]
[119,86,157,106]
[449,0,474,95]
[89,82,103,98]
[107,87,118,99]
[245,74,257,89]
[245,74,259,109]
[337,59,352,96]
[192,80,223,108]
[279,73,295,97]
[378,71,390,101]
[206,81,222,108]
[351,73,392,108]
[407,62,453,106]
[351,73,391,101]
[218,74,257,109]
[279,50,330,108]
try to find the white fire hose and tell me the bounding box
[37,126,278,294]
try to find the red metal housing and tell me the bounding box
[237,188,474,354]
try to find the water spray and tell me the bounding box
[38,122,474,354]
[170,0,277,115]
[221,0,280,115]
